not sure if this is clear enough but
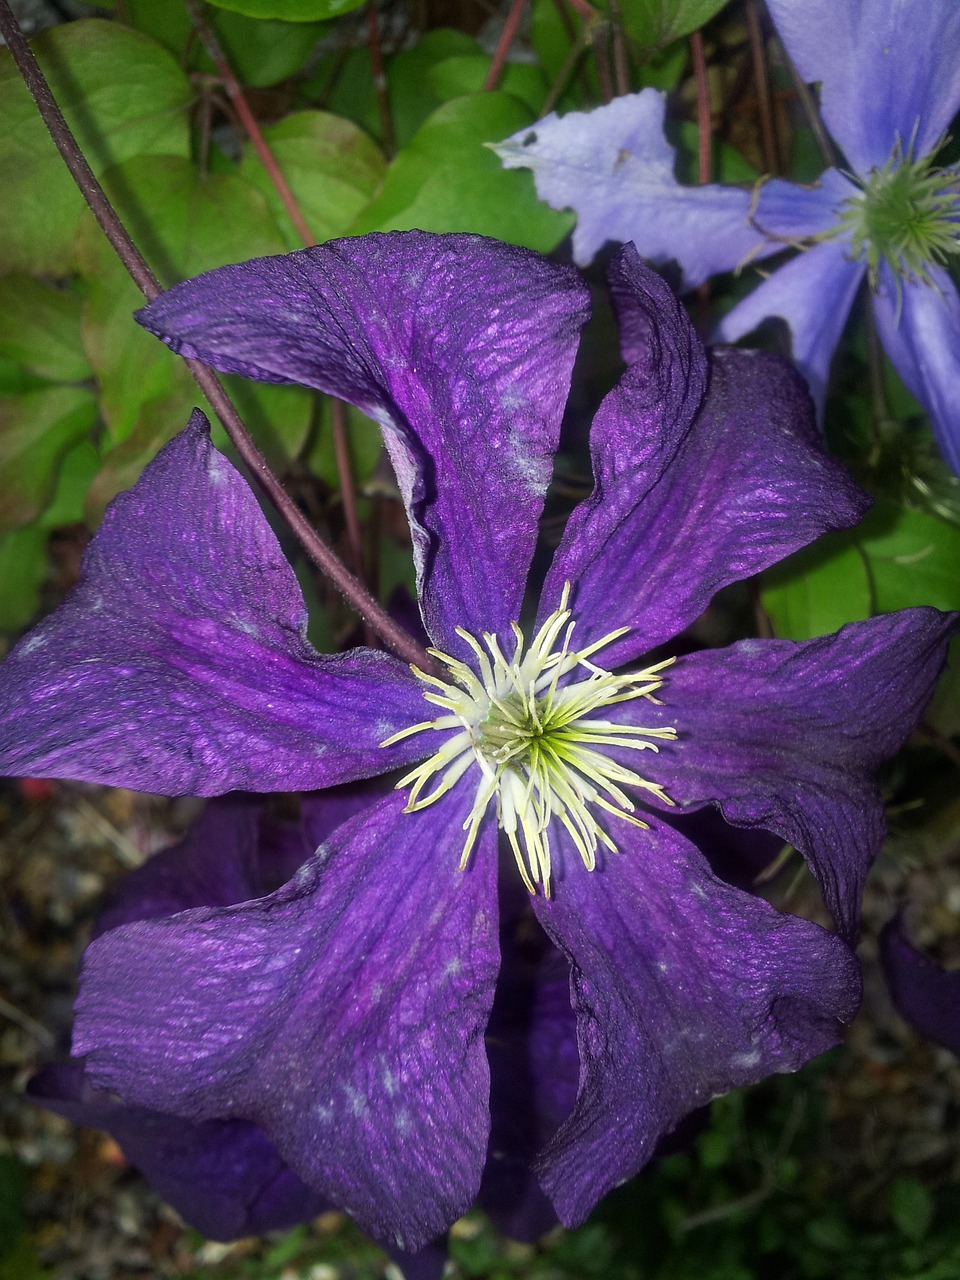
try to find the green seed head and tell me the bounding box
[838,139,960,290]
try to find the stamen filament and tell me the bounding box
[380,582,678,892]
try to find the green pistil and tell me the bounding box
[838,141,960,290]
[381,584,677,896]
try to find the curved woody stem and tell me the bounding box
[0,0,434,672]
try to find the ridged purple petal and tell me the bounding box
[73,791,500,1250]
[625,610,959,940]
[136,233,590,654]
[715,238,865,420]
[542,249,868,664]
[531,820,860,1226]
[0,415,432,795]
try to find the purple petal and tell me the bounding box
[542,249,868,665]
[715,239,866,419]
[480,910,577,1242]
[750,167,859,239]
[136,234,590,653]
[530,820,860,1227]
[300,777,394,851]
[873,265,960,475]
[768,0,960,172]
[630,610,959,940]
[73,791,500,1251]
[27,1061,327,1240]
[94,797,263,938]
[496,91,773,284]
[0,414,432,795]
[880,915,960,1057]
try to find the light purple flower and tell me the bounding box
[0,232,955,1250]
[494,0,960,471]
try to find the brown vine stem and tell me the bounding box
[184,0,315,247]
[746,0,780,174]
[366,1,394,159]
[0,0,433,671]
[186,0,373,624]
[690,29,712,331]
[483,0,526,92]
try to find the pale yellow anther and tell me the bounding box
[379,583,677,893]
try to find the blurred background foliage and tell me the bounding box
[1,0,959,1276]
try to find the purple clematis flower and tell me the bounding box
[494,0,960,471]
[0,232,955,1251]
[29,792,572,1277]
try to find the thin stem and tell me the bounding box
[541,24,588,115]
[746,0,779,174]
[331,399,366,585]
[783,50,837,169]
[185,0,316,246]
[366,1,394,158]
[610,4,629,98]
[690,30,712,330]
[186,0,373,604]
[483,0,526,91]
[0,0,432,671]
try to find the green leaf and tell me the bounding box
[387,29,486,147]
[0,276,90,382]
[760,530,872,641]
[238,111,385,250]
[77,154,309,453]
[351,93,573,251]
[0,385,97,530]
[858,500,960,614]
[0,20,191,274]
[618,0,732,51]
[890,1177,934,1243]
[675,122,759,185]
[40,439,101,529]
[0,525,47,632]
[203,0,359,18]
[115,0,326,86]
[428,56,548,115]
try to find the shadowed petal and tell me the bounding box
[137,234,589,653]
[716,239,866,419]
[628,610,959,940]
[27,1061,326,1241]
[542,250,867,665]
[94,796,263,938]
[495,91,774,283]
[480,908,577,1242]
[873,265,960,474]
[880,915,960,1057]
[0,415,432,794]
[73,791,500,1251]
[768,0,960,172]
[530,820,859,1227]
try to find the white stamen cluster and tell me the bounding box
[381,585,676,895]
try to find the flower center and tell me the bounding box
[381,584,676,895]
[836,138,960,289]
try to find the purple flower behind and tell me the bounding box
[880,913,960,1057]
[0,232,955,1250]
[495,0,960,471]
